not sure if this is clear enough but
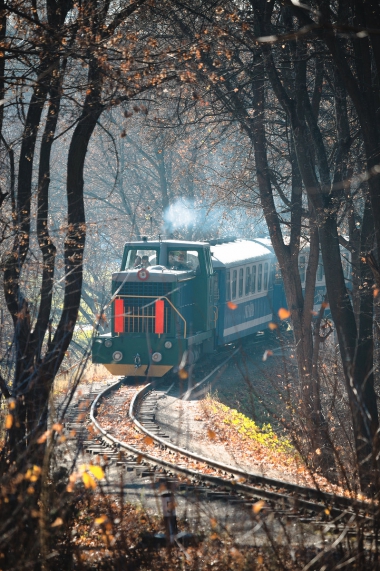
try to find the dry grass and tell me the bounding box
[54,362,111,394]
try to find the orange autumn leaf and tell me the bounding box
[8,399,16,410]
[321,301,329,309]
[178,369,188,379]
[252,500,266,514]
[52,423,63,433]
[227,301,238,310]
[82,472,97,489]
[268,322,277,330]
[37,430,50,444]
[51,517,63,527]
[278,308,290,320]
[143,435,154,446]
[88,465,105,480]
[5,414,13,429]
[374,288,379,298]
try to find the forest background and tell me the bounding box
[1,0,380,568]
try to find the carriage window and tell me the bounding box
[299,255,306,283]
[251,265,256,293]
[245,267,251,295]
[226,271,231,301]
[264,263,269,290]
[317,255,324,282]
[257,264,262,292]
[238,268,244,297]
[232,270,237,299]
[125,249,158,269]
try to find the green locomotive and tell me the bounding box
[92,239,216,377]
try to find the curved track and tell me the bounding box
[86,359,373,529]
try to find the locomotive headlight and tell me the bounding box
[112,351,123,361]
[152,352,162,363]
[105,339,113,348]
[164,341,172,349]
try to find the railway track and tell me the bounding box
[73,354,374,536]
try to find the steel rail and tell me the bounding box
[89,377,373,520]
[128,366,374,518]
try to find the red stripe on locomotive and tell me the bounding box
[114,298,125,333]
[155,299,164,334]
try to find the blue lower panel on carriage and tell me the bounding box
[218,295,273,344]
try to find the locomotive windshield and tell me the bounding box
[125,249,158,269]
[167,250,199,271]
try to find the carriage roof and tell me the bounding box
[210,239,274,269]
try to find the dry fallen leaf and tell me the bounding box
[207,428,216,440]
[5,414,13,429]
[227,301,238,310]
[51,517,63,527]
[143,435,154,446]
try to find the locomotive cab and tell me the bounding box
[92,239,215,377]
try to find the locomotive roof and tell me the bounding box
[210,239,274,268]
[123,239,209,248]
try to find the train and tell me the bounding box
[91,237,334,377]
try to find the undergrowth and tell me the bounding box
[204,394,294,455]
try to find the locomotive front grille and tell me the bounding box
[124,298,171,334]
[114,295,172,334]
[118,281,172,297]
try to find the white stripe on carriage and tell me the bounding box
[223,314,272,336]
